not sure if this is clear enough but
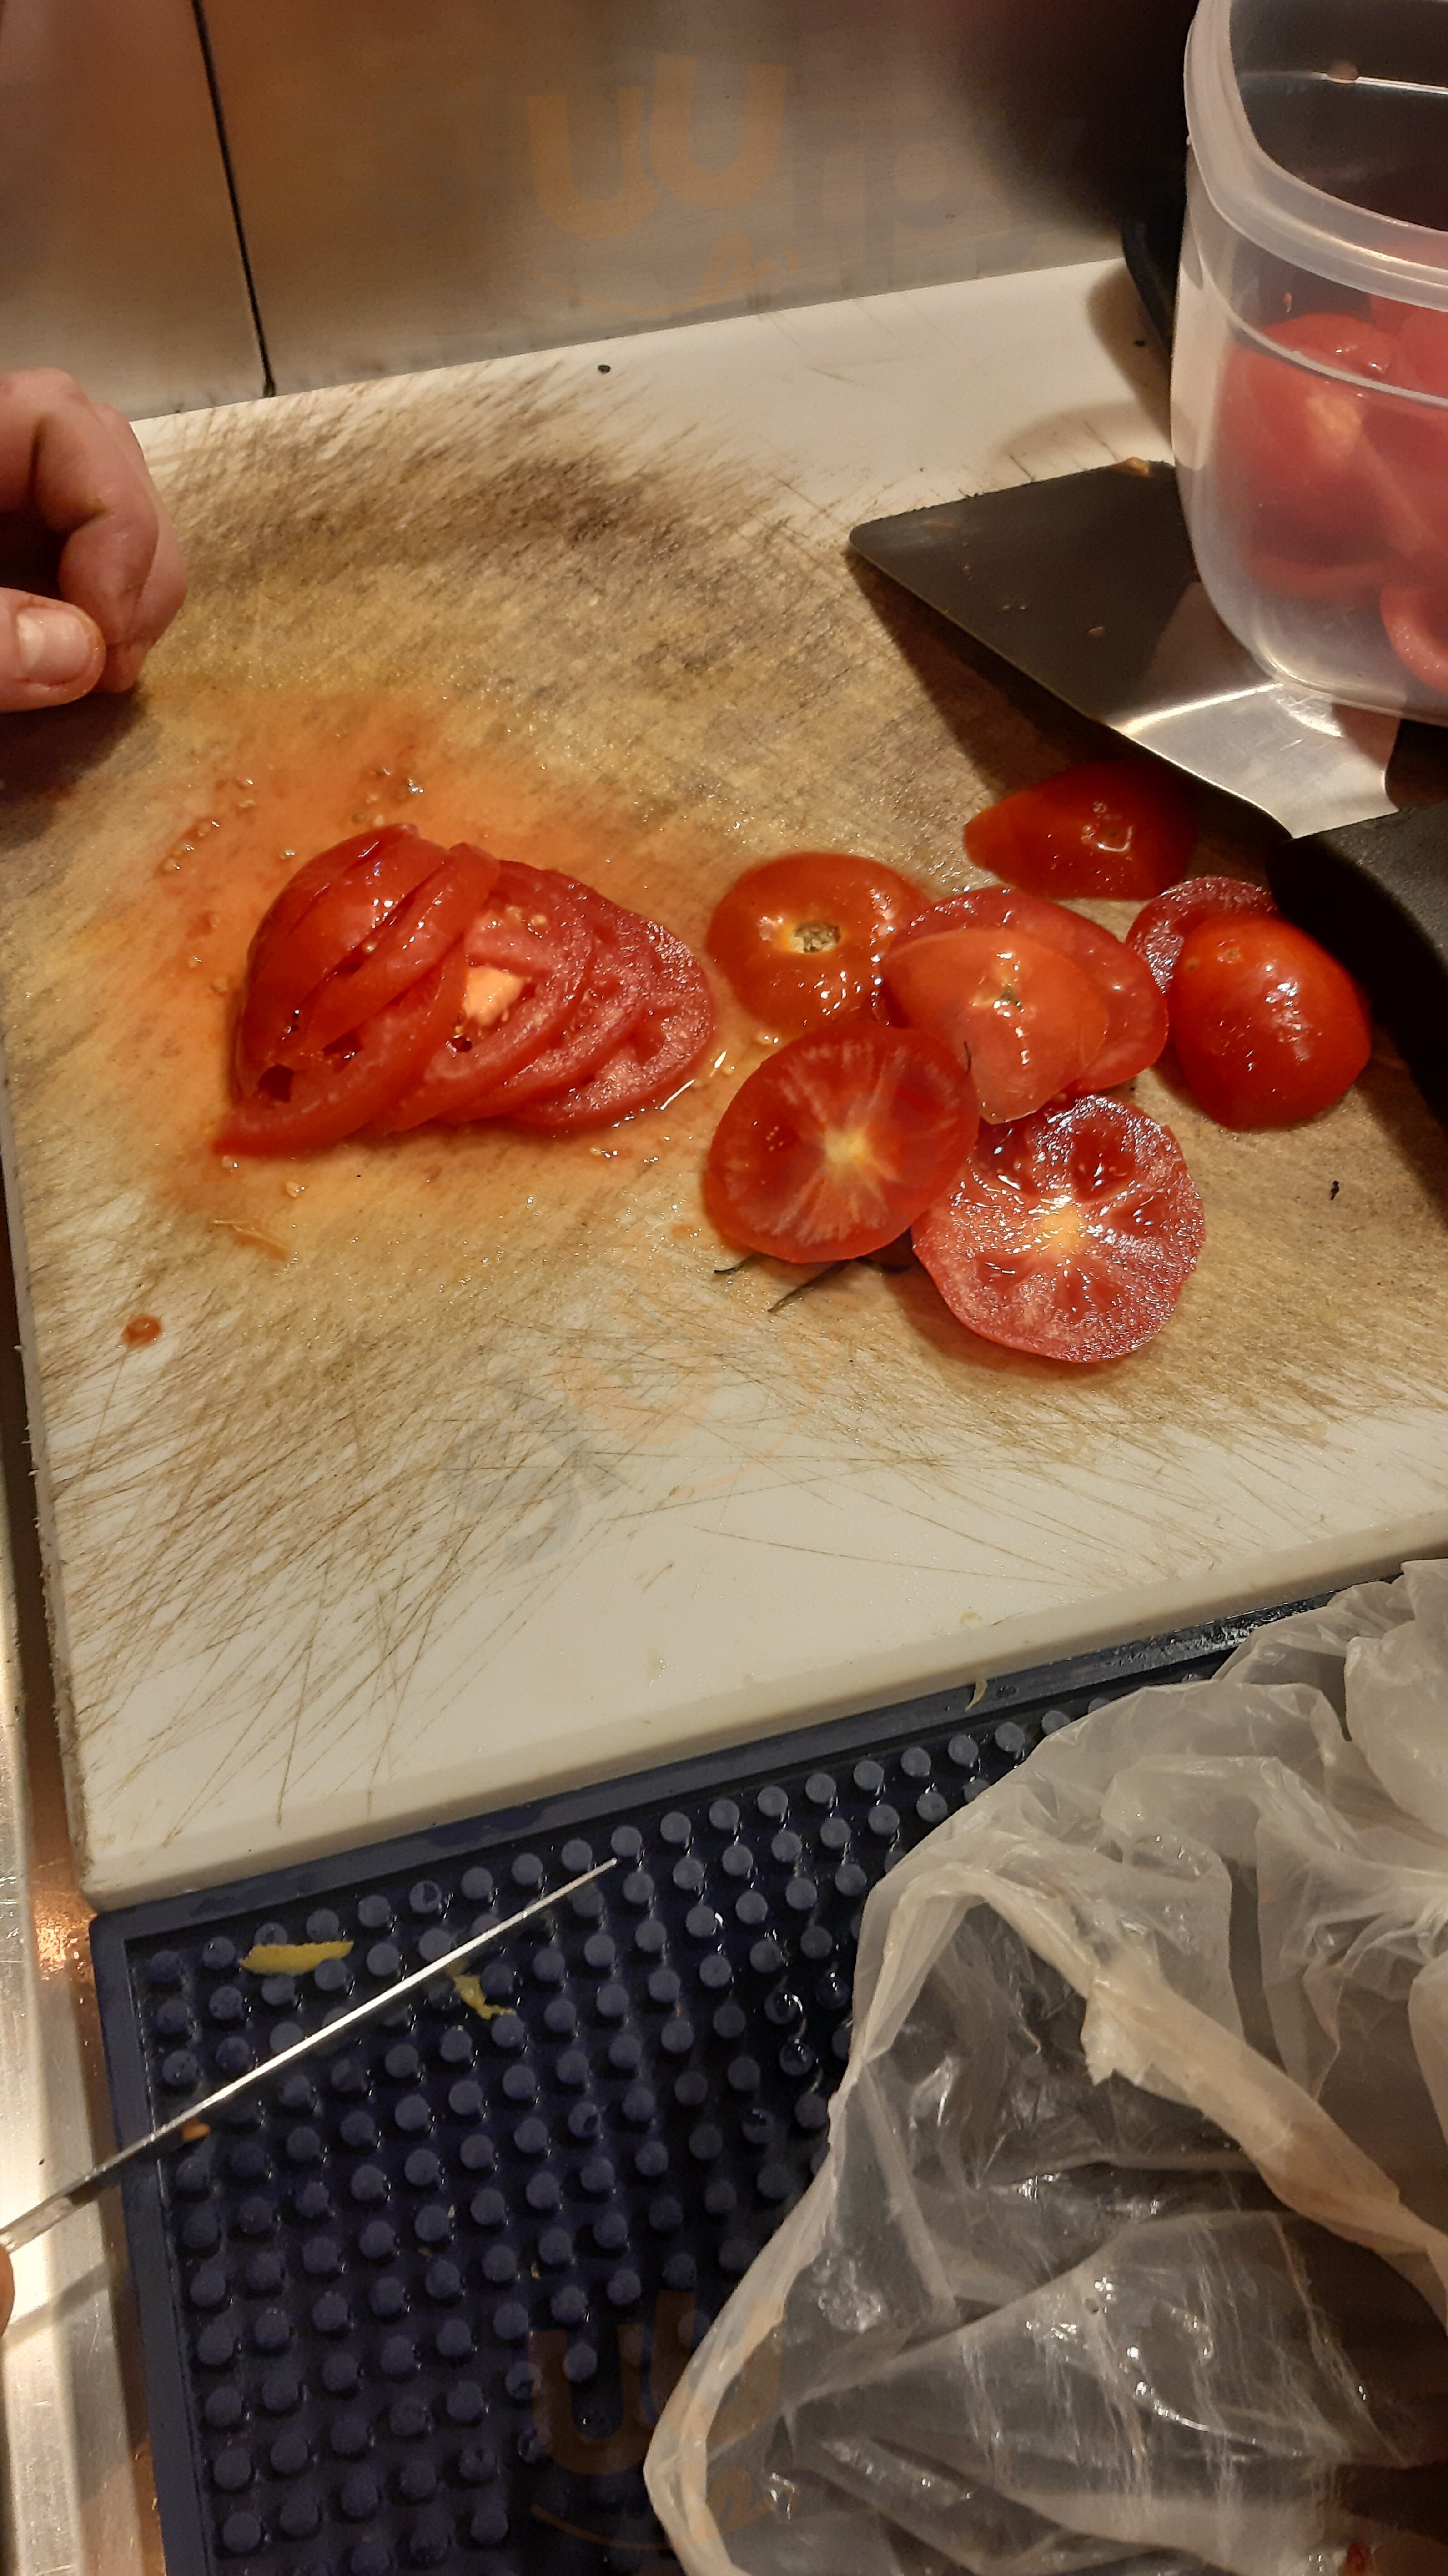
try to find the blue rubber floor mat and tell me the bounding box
[91,1596,1314,2576]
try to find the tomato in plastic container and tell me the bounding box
[1174,0,1448,718]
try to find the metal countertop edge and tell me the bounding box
[0,1130,154,2575]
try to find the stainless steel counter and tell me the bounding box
[0,1206,158,2573]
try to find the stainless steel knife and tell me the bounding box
[0,1859,616,2257]
[850,462,1448,1126]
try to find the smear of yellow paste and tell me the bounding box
[451,1972,504,2020]
[240,1941,353,1973]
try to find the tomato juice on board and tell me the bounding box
[71,691,764,1284]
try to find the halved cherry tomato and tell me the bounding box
[514,923,715,1132]
[913,1097,1204,1364]
[471,889,652,1115]
[216,946,468,1157]
[963,762,1194,900]
[883,926,1109,1122]
[1170,917,1372,1128]
[1125,876,1277,996]
[379,862,593,1131]
[890,888,1166,1090]
[1218,313,1399,556]
[236,828,458,1093]
[705,1025,978,1263]
[287,845,498,1057]
[706,854,925,1037]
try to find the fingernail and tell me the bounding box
[15,604,97,685]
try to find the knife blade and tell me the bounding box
[850,463,1448,1126]
[0,1858,616,2257]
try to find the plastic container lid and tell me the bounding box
[1186,0,1448,311]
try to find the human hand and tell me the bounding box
[0,368,187,713]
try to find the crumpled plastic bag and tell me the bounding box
[646,1560,1448,2576]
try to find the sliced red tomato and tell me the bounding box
[890,887,1166,1090]
[513,923,715,1132]
[705,1026,978,1263]
[216,947,468,1158]
[379,863,593,1132]
[913,1097,1204,1364]
[883,926,1110,1122]
[1217,313,1399,555]
[1125,876,1278,996]
[235,829,456,1094]
[962,762,1195,901]
[1170,918,1372,1129]
[466,890,652,1116]
[244,827,402,977]
[706,853,925,1037]
[1380,584,1448,697]
[286,844,498,1057]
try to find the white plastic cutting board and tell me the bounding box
[1,262,1446,1904]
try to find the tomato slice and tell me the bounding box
[236,829,453,1093]
[889,887,1166,1091]
[706,853,925,1036]
[286,844,499,1058]
[464,889,653,1116]
[705,1026,978,1263]
[1218,313,1399,550]
[378,863,593,1132]
[963,762,1195,900]
[1169,917,1372,1129]
[216,946,468,1157]
[913,1097,1204,1364]
[513,923,715,1132]
[1125,876,1278,996]
[244,827,405,976]
[883,926,1110,1122]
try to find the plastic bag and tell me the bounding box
[647,1562,1448,2576]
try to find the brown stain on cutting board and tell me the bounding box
[0,360,1443,1867]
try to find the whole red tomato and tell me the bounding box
[1169,918,1371,1129]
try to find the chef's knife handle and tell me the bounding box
[1268,808,1448,1126]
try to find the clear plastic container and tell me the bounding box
[1174,0,1448,719]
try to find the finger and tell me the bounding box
[0,587,106,711]
[95,520,189,693]
[90,406,187,687]
[0,371,160,646]
[0,2244,14,2337]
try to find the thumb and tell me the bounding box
[0,590,106,712]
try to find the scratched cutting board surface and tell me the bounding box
[1,267,1446,1906]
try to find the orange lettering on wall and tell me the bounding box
[527,87,659,241]
[651,55,788,210]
